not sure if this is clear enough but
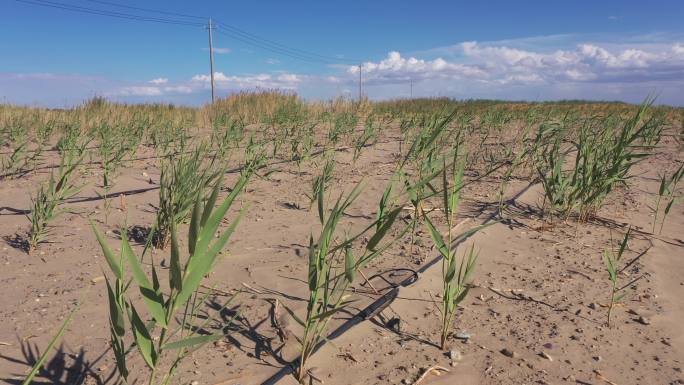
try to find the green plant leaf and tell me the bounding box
[424,215,448,258]
[281,303,306,327]
[169,222,182,292]
[91,223,122,280]
[366,207,402,251]
[307,235,317,291]
[344,244,355,283]
[105,277,125,336]
[121,236,167,328]
[21,301,80,385]
[129,304,157,369]
[162,333,225,350]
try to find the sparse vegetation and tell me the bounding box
[3,93,682,385]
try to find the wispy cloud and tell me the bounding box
[202,47,231,54]
[118,86,163,96]
[191,71,304,89]
[148,77,168,85]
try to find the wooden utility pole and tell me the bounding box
[358,63,362,102]
[207,18,216,103]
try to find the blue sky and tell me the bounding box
[2,0,684,106]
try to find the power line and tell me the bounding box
[214,26,339,64]
[11,0,364,65]
[11,0,204,26]
[214,19,361,64]
[80,0,206,20]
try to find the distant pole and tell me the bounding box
[358,63,362,102]
[207,18,216,103]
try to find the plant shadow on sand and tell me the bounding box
[205,299,295,369]
[3,234,29,253]
[0,339,115,385]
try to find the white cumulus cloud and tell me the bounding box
[191,71,303,89]
[352,41,684,88]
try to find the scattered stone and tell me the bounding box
[539,352,553,361]
[448,349,462,361]
[542,343,553,349]
[588,302,598,310]
[636,315,651,325]
[455,331,471,341]
[190,381,199,385]
[387,317,401,333]
[593,355,602,362]
[90,276,105,285]
[500,348,518,358]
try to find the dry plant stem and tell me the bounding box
[412,365,450,385]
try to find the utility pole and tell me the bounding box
[358,63,362,102]
[207,18,216,103]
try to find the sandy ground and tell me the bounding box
[1,125,683,385]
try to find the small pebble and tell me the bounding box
[455,331,471,340]
[449,349,462,361]
[501,348,518,358]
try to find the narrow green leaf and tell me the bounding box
[366,207,402,251]
[105,277,125,337]
[175,209,244,311]
[424,215,448,257]
[188,199,201,255]
[129,304,157,369]
[122,235,167,328]
[307,235,317,291]
[169,223,182,292]
[344,244,355,283]
[21,301,81,385]
[161,333,225,350]
[91,223,122,279]
[281,303,306,327]
[317,179,325,225]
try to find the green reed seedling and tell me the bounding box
[602,228,642,327]
[27,151,84,253]
[352,116,378,163]
[653,164,684,233]
[307,154,335,208]
[288,179,405,382]
[153,142,221,249]
[423,154,485,350]
[538,99,663,220]
[93,169,252,385]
